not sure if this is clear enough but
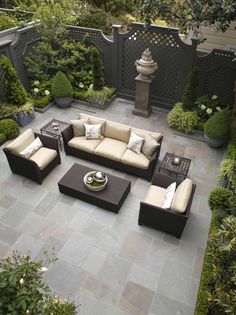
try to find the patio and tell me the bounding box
[0,97,225,315]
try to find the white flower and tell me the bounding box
[206,108,213,114]
[26,310,30,314]
[33,80,40,86]
[200,104,206,110]
[44,90,50,96]
[39,266,48,273]
[89,70,93,74]
[79,82,84,88]
[212,95,218,100]
[89,84,93,89]
[19,278,24,286]
[216,106,221,111]
[33,88,39,94]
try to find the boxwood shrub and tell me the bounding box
[52,71,73,98]
[0,119,19,140]
[208,187,233,210]
[204,110,231,140]
[0,132,7,145]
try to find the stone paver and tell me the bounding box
[0,98,225,314]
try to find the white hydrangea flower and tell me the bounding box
[211,95,218,100]
[33,80,40,86]
[89,70,93,74]
[39,266,48,273]
[206,108,213,114]
[33,88,39,94]
[79,82,84,88]
[44,90,50,96]
[26,310,30,314]
[200,104,206,110]
[216,106,221,111]
[19,278,24,286]
[89,84,93,89]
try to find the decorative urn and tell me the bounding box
[135,48,158,79]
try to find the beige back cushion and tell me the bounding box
[131,127,162,142]
[142,133,160,159]
[70,118,89,137]
[105,121,131,143]
[79,114,106,134]
[5,129,35,154]
[171,179,193,214]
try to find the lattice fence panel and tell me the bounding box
[119,24,197,109]
[68,26,114,86]
[197,50,236,107]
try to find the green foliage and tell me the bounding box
[0,119,19,140]
[31,95,52,109]
[195,95,222,122]
[0,251,77,315]
[52,71,73,98]
[74,86,116,105]
[167,102,198,133]
[208,216,236,314]
[0,12,18,30]
[208,187,233,210]
[181,68,198,110]
[204,110,231,140]
[91,46,105,91]
[0,56,27,106]
[0,104,18,119]
[0,132,7,145]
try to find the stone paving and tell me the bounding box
[0,98,225,315]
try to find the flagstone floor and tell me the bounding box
[0,98,225,315]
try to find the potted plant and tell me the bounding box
[52,71,73,108]
[204,109,231,148]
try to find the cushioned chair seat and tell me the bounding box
[94,138,127,162]
[30,147,57,170]
[5,129,35,154]
[121,149,150,170]
[68,136,102,153]
[143,185,166,207]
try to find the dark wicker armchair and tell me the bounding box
[138,173,196,238]
[3,131,61,184]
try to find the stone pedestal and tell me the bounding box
[133,74,154,117]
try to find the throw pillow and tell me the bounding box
[127,132,144,154]
[142,134,160,159]
[20,137,43,158]
[171,179,193,214]
[84,123,102,140]
[70,118,88,137]
[161,182,176,209]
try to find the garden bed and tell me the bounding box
[73,93,116,110]
[34,102,54,113]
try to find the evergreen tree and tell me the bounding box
[91,47,105,91]
[181,68,198,111]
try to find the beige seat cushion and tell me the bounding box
[171,179,193,214]
[131,127,162,142]
[144,185,166,207]
[30,147,57,171]
[70,118,89,137]
[104,121,131,143]
[80,114,106,134]
[68,136,102,153]
[94,138,127,162]
[142,134,160,159]
[121,149,150,169]
[5,129,35,154]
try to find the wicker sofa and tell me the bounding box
[3,129,61,184]
[62,114,163,181]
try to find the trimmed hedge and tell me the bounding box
[0,119,19,140]
[0,133,7,145]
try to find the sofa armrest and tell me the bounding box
[61,125,73,144]
[35,133,59,152]
[152,172,182,188]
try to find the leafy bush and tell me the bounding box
[0,251,78,315]
[0,12,18,30]
[195,94,222,122]
[0,132,7,145]
[208,187,233,210]
[218,158,235,188]
[204,109,231,140]
[167,102,198,133]
[0,104,18,119]
[31,95,52,109]
[181,68,198,110]
[52,71,73,98]
[73,91,88,101]
[74,86,116,105]
[0,56,27,106]
[91,47,105,91]
[208,216,236,314]
[0,119,20,140]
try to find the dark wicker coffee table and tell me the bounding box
[58,163,131,213]
[40,119,70,150]
[159,153,191,179]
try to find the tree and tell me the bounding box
[91,47,105,90]
[181,68,198,110]
[136,0,236,38]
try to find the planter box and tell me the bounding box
[73,94,116,110]
[34,102,54,113]
[16,111,35,127]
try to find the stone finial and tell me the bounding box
[135,48,158,79]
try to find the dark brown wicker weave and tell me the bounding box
[3,133,61,184]
[61,125,163,181]
[138,173,196,238]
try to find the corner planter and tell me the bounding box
[54,96,73,108]
[16,111,35,127]
[34,102,54,113]
[204,134,227,148]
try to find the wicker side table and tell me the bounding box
[159,153,191,179]
[40,119,70,150]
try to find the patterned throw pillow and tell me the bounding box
[161,182,176,209]
[70,118,89,137]
[20,137,43,158]
[84,123,102,140]
[127,132,144,154]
